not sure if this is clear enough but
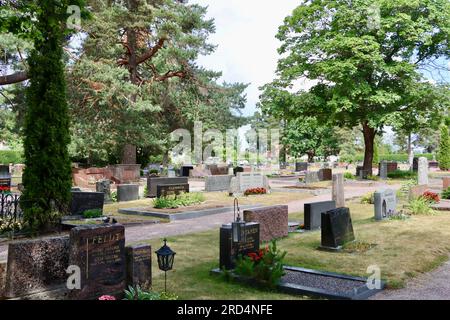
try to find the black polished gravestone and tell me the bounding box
[156,183,189,198]
[295,162,308,172]
[126,245,152,290]
[70,191,104,216]
[304,201,336,230]
[181,165,194,177]
[320,208,355,251]
[147,177,188,198]
[68,224,126,300]
[219,222,260,270]
[233,166,244,176]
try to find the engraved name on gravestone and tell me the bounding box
[219,222,260,270]
[147,177,188,197]
[374,189,397,221]
[156,183,189,198]
[295,162,308,172]
[321,207,355,250]
[68,224,126,300]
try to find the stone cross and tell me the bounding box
[332,173,345,208]
[418,157,429,186]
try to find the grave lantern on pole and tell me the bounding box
[232,198,246,243]
[155,238,176,292]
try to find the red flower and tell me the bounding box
[98,295,116,300]
[421,191,440,203]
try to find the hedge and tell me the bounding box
[0,150,24,164]
[341,153,434,163]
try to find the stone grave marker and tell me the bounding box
[332,173,345,208]
[408,185,429,201]
[70,191,104,216]
[125,245,152,290]
[219,222,260,270]
[321,207,355,250]
[236,172,269,193]
[318,168,332,181]
[117,184,139,202]
[379,161,388,180]
[156,183,189,198]
[443,177,450,190]
[295,162,308,172]
[243,206,288,242]
[96,179,112,203]
[374,189,397,221]
[205,175,233,192]
[233,166,244,176]
[305,171,320,184]
[147,177,188,198]
[304,201,336,230]
[413,157,419,172]
[418,157,429,186]
[68,224,126,300]
[181,165,194,177]
[5,236,69,298]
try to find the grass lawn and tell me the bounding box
[131,197,450,299]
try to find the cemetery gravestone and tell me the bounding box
[125,245,152,290]
[409,185,429,201]
[305,171,320,184]
[205,175,233,192]
[117,184,139,202]
[68,224,126,300]
[444,177,450,190]
[156,183,189,198]
[5,236,69,298]
[332,173,345,208]
[374,189,397,221]
[233,166,244,176]
[418,157,429,186]
[379,161,388,180]
[219,222,260,270]
[429,161,439,169]
[0,165,11,189]
[413,157,419,172]
[237,172,268,192]
[304,201,336,230]
[70,191,104,216]
[181,165,194,177]
[321,208,355,250]
[243,206,288,242]
[295,162,308,172]
[318,168,332,181]
[147,177,188,198]
[96,179,112,203]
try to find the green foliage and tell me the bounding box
[152,192,205,209]
[343,153,434,163]
[409,198,436,216]
[397,179,418,199]
[438,125,450,170]
[83,209,103,219]
[124,286,178,300]
[19,0,82,231]
[344,172,355,180]
[234,241,287,288]
[373,140,379,165]
[388,170,418,180]
[360,192,374,204]
[442,187,450,200]
[0,150,23,164]
[366,175,379,181]
[110,191,118,203]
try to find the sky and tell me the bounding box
[192,0,300,117]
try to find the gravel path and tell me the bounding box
[371,259,450,300]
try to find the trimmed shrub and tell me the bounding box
[438,125,450,170]
[0,150,23,164]
[83,209,103,219]
[387,170,417,179]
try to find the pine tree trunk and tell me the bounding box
[121,0,139,164]
[362,122,376,176]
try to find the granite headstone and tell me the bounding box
[125,245,152,290]
[304,201,336,230]
[117,184,139,202]
[374,189,397,221]
[321,208,355,250]
[70,192,104,216]
[156,183,189,198]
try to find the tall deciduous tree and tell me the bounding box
[268,0,449,175]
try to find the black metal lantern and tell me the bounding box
[155,239,176,292]
[232,198,246,243]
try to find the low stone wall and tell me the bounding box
[72,164,141,187]
[243,205,288,242]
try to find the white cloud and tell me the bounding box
[192,0,300,116]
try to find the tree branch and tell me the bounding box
[0,71,28,86]
[136,37,167,65]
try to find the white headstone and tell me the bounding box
[374,189,397,220]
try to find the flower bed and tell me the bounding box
[421,191,440,204]
[244,188,267,196]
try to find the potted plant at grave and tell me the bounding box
[148,169,160,177]
[234,240,287,288]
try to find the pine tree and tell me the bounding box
[438,125,450,171]
[20,0,75,230]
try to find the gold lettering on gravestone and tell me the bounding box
[85,233,123,278]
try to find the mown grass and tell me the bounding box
[132,198,450,299]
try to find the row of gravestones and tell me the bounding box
[1,224,151,300]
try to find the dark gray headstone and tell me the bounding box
[233,166,244,176]
[96,179,112,203]
[219,222,260,270]
[304,201,336,230]
[321,208,355,250]
[374,189,397,221]
[117,184,139,202]
[0,165,11,188]
[295,162,308,172]
[126,245,152,290]
[5,236,69,298]
[156,183,189,198]
[181,165,194,177]
[147,177,188,198]
[318,168,332,181]
[70,192,104,216]
[413,157,419,172]
[68,224,126,300]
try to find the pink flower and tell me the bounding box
[98,295,116,300]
